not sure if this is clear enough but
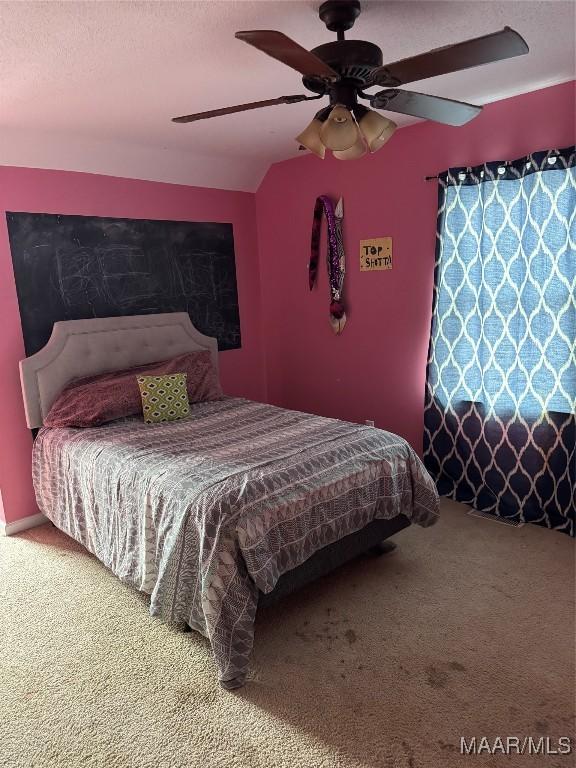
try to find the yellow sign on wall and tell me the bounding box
[360,238,392,271]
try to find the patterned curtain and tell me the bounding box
[424,146,575,535]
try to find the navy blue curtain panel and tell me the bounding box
[424,146,575,535]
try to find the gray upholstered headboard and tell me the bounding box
[19,313,219,429]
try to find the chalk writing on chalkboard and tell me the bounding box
[6,212,241,356]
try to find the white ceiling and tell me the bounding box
[1,1,574,191]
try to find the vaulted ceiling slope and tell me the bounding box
[1,1,574,192]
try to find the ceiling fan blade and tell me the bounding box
[371,89,481,126]
[172,94,314,123]
[372,27,529,87]
[235,30,338,79]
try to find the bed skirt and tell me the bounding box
[258,514,410,608]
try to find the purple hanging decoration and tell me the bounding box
[309,195,347,334]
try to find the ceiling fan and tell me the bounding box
[172,0,529,160]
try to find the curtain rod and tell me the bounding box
[425,151,566,182]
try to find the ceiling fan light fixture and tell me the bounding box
[333,133,367,160]
[356,107,397,153]
[295,118,326,158]
[320,104,359,151]
[369,118,397,153]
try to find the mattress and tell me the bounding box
[32,397,440,688]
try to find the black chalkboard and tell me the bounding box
[6,212,241,356]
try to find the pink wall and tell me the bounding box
[0,167,265,523]
[255,81,575,453]
[1,81,574,526]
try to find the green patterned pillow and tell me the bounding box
[137,373,190,424]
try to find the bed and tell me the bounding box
[20,312,440,688]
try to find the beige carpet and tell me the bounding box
[1,499,574,768]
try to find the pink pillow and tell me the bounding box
[44,350,222,428]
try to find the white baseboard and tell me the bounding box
[0,512,48,536]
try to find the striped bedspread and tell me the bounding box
[33,398,439,688]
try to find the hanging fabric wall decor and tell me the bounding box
[309,195,347,334]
